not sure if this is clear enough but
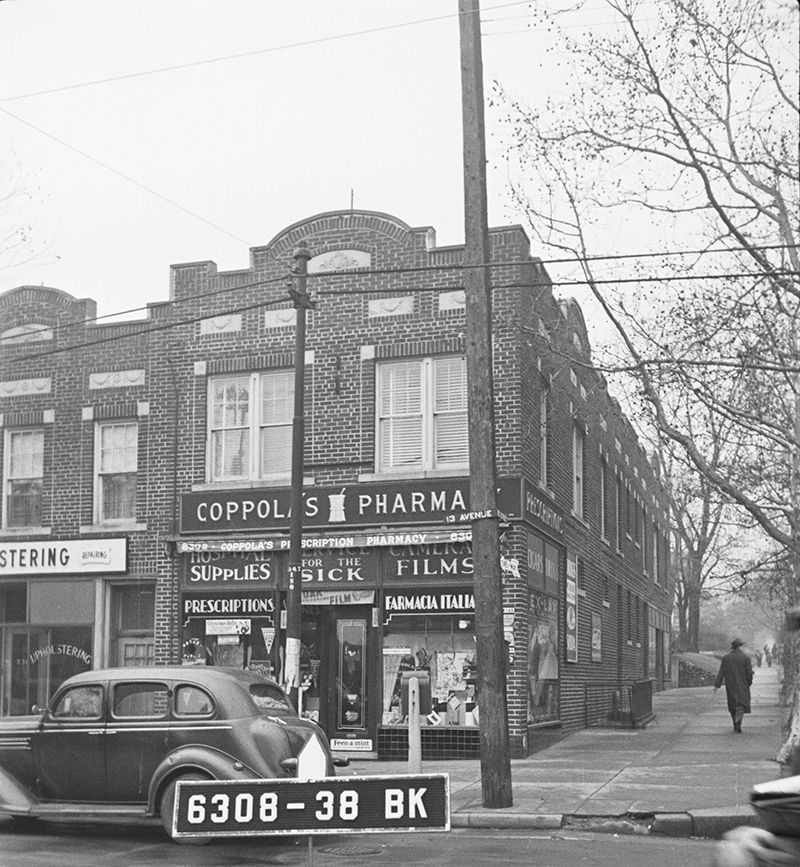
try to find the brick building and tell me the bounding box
[0,210,671,758]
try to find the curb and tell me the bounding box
[449,806,758,839]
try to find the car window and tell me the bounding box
[112,682,169,719]
[174,685,214,717]
[52,685,103,720]
[249,682,292,711]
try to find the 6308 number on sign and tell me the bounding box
[172,774,450,838]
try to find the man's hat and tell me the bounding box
[731,638,745,648]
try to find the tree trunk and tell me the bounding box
[686,586,701,653]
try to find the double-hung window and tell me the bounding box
[539,388,549,487]
[96,421,138,523]
[209,371,293,482]
[4,428,44,528]
[376,356,468,473]
[572,424,585,519]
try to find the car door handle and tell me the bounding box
[87,729,104,735]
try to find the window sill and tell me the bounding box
[0,526,52,537]
[570,514,590,530]
[537,482,556,500]
[191,477,315,492]
[81,523,147,534]
[358,468,468,483]
[602,600,611,609]
[577,589,587,598]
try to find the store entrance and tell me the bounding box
[300,605,376,751]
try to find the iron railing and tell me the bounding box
[585,680,654,728]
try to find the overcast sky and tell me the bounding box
[0,0,630,332]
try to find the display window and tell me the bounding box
[382,613,477,728]
[180,592,277,679]
[529,589,559,723]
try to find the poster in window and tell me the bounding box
[591,613,602,662]
[528,590,559,723]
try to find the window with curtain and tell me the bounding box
[96,421,138,523]
[209,371,293,482]
[377,356,467,473]
[4,428,44,528]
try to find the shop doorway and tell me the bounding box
[300,605,376,751]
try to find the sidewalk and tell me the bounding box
[345,664,785,839]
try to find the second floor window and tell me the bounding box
[572,424,585,518]
[539,388,549,487]
[96,421,138,523]
[209,371,293,482]
[4,428,44,529]
[376,356,468,473]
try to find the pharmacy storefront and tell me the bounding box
[0,538,127,716]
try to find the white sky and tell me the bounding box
[0,0,631,332]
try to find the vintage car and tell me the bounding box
[0,666,344,843]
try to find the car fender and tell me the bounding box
[0,765,37,816]
[147,745,258,815]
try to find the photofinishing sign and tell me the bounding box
[171,773,449,839]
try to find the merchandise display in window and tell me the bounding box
[382,614,477,728]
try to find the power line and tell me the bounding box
[3,249,795,347]
[0,1,533,104]
[0,106,254,247]
[4,269,795,364]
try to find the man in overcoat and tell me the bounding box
[714,638,753,732]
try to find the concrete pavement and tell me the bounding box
[345,663,786,839]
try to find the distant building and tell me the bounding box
[0,210,671,757]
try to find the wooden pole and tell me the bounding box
[458,0,513,808]
[284,242,313,708]
[408,676,422,774]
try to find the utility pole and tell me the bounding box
[284,242,314,707]
[458,0,513,808]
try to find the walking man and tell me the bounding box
[714,638,753,733]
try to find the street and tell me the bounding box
[0,816,716,866]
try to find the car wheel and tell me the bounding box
[159,772,212,845]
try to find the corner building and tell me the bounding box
[0,211,672,758]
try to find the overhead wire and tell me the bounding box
[3,267,796,364]
[2,247,796,347]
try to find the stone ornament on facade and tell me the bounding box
[264,309,297,329]
[0,377,52,397]
[438,290,465,312]
[368,296,414,318]
[308,249,371,274]
[88,370,145,390]
[199,314,242,335]
[0,324,53,344]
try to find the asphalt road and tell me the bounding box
[0,816,717,866]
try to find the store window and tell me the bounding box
[382,612,477,728]
[3,428,44,528]
[529,590,559,723]
[208,371,293,483]
[376,356,468,473]
[96,421,138,524]
[0,581,94,716]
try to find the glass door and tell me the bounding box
[4,629,49,716]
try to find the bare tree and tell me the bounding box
[497,0,800,764]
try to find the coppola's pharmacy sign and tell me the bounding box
[180,479,473,533]
[0,538,127,576]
